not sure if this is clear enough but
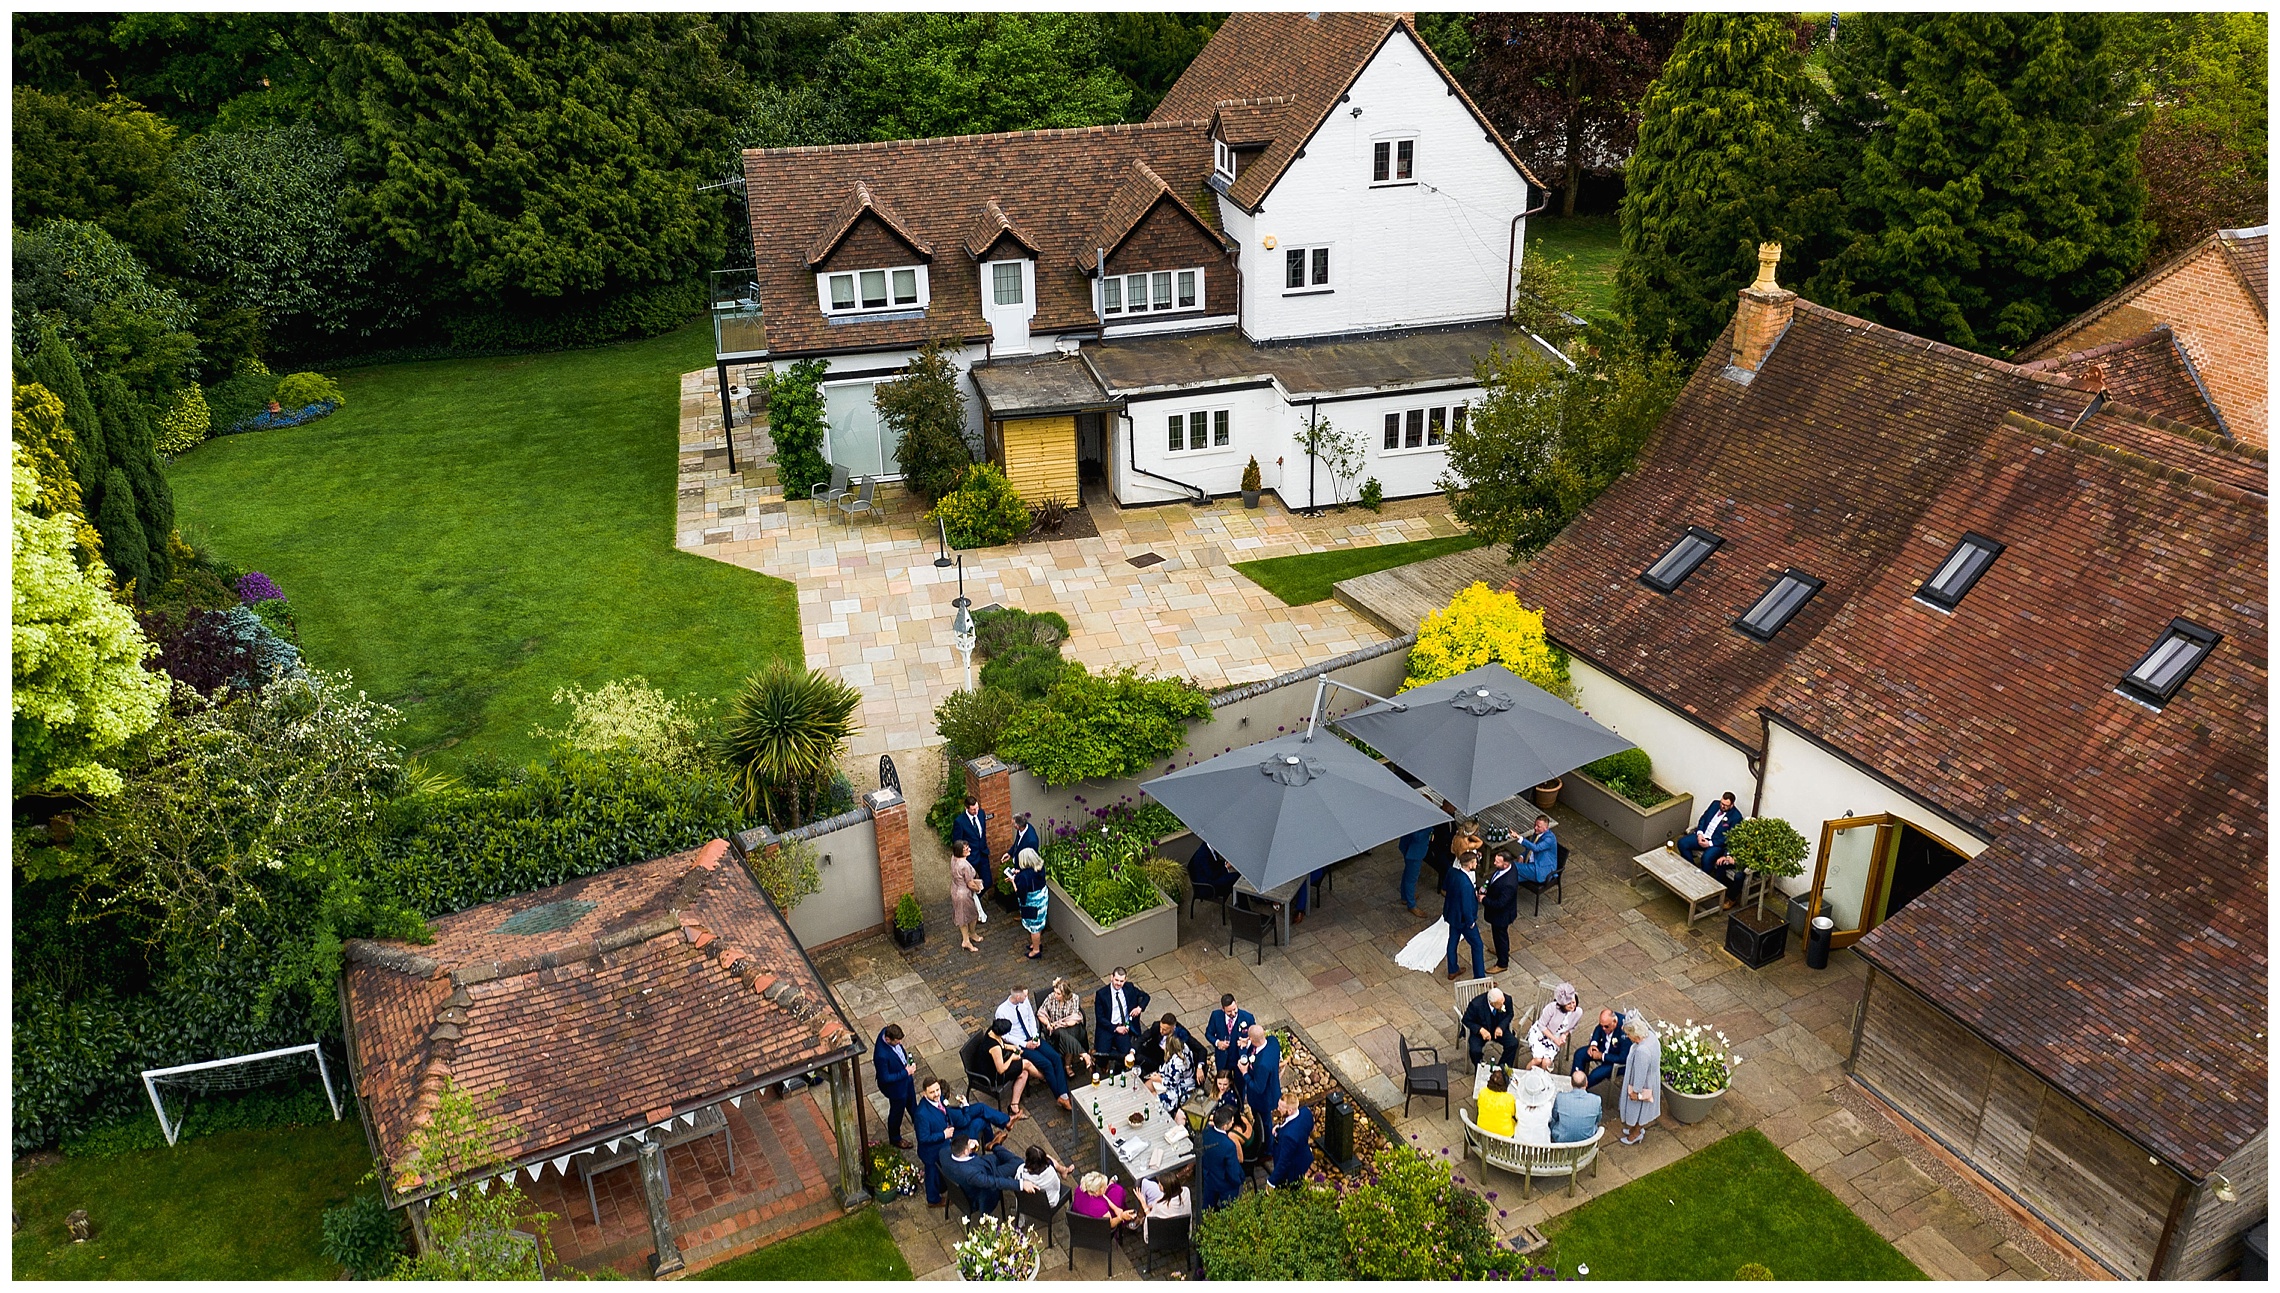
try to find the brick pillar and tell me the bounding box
[869,788,912,928]
[963,755,1012,874]
[1729,242,1796,374]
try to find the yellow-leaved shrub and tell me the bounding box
[1403,581,1569,697]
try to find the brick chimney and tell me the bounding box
[1730,242,1796,374]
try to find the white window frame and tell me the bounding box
[1101,266,1206,318]
[1163,406,1234,457]
[1379,401,1463,456]
[817,263,928,316]
[1213,137,1236,182]
[1281,244,1333,294]
[990,261,1025,307]
[1370,135,1417,186]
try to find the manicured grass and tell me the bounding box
[12,1117,373,1280]
[167,321,803,767]
[1233,532,1488,606]
[1527,213,1623,317]
[690,1207,913,1281]
[1537,1129,1926,1281]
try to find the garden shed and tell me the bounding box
[339,839,866,1276]
[970,352,1113,504]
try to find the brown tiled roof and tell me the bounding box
[1150,12,1537,212]
[343,841,858,1197]
[1073,159,1227,273]
[805,181,931,267]
[1503,296,2267,1179]
[1210,95,1297,147]
[959,198,1041,261]
[2219,225,2269,315]
[744,122,1218,357]
[2016,326,2227,434]
[2019,228,2270,360]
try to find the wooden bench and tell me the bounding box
[1629,846,1762,926]
[1459,1107,1605,1198]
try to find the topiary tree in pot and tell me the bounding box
[1726,816,1808,920]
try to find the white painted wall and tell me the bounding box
[782,814,886,949]
[1756,721,1989,896]
[1563,656,1757,845]
[1120,384,1284,502]
[782,338,1059,459]
[1297,386,1482,505]
[1227,27,1530,342]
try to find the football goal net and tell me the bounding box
[141,1043,342,1146]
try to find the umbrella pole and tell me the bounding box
[1300,677,1409,742]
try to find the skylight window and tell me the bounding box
[1735,568,1823,640]
[1639,526,1723,593]
[1915,531,2004,611]
[2117,618,2221,707]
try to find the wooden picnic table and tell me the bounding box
[1074,1070,1194,1185]
[1629,845,1762,925]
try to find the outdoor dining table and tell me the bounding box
[1074,1072,1194,1185]
[1232,872,1310,945]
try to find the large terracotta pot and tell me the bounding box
[1532,778,1563,810]
[1662,1081,1726,1125]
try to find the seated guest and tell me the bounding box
[1093,968,1150,1072]
[1146,1034,1198,1115]
[912,1079,961,1205]
[1195,1107,1246,1211]
[1268,1093,1315,1187]
[1517,816,1560,884]
[1017,1145,1070,1205]
[1461,986,1519,1067]
[949,1092,1012,1146]
[1527,984,1583,1070]
[1572,1008,1631,1089]
[1549,1071,1602,1144]
[942,1136,1025,1217]
[1038,977,1093,1078]
[1137,1013,1200,1077]
[983,1019,1047,1119]
[1071,1171,1138,1230]
[1476,1066,1517,1137]
[994,987,1073,1108]
[1139,1166,1193,1241]
[1677,792,1742,879]
[1513,1066,1558,1145]
[1188,840,1240,903]
[1204,993,1255,1073]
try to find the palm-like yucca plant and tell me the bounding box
[720,660,862,829]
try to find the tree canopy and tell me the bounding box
[1466,13,1684,216]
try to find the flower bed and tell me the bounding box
[1037,800,1183,927]
[864,1144,920,1200]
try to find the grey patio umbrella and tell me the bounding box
[1140,732,1449,893]
[1332,663,1633,816]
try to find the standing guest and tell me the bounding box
[1138,1013,1200,1076]
[1003,810,1041,875]
[1204,993,1255,1073]
[943,1136,1025,1218]
[912,1079,961,1205]
[1518,815,1559,887]
[1147,1033,1198,1114]
[1513,1065,1558,1144]
[951,842,986,953]
[1397,824,1435,916]
[1616,1014,1662,1145]
[1572,1009,1631,1089]
[1677,792,1742,880]
[1550,1071,1602,1144]
[1475,1066,1516,1136]
[872,1024,917,1148]
[1092,968,1150,1072]
[1429,817,1456,895]
[1482,847,1521,971]
[1038,977,1093,1077]
[1196,1106,1247,1210]
[1452,818,1485,868]
[1071,1171,1138,1230]
[1013,848,1050,959]
[1017,1144,1070,1205]
[993,988,1072,1110]
[1238,1023,1282,1126]
[1139,1166,1193,1241]
[1528,984,1583,1070]
[1461,986,1518,1068]
[950,795,993,887]
[1188,840,1240,904]
[1443,851,1486,981]
[1267,1093,1315,1187]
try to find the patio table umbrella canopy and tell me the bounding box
[1141,732,1448,892]
[1333,663,1634,816]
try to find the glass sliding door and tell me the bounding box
[823,380,901,479]
[1809,814,1897,948]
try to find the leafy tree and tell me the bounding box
[388,1080,557,1279]
[822,12,1131,141]
[1616,14,1828,360]
[717,13,856,91]
[1801,14,2154,355]
[1413,14,1481,80]
[768,358,832,498]
[2120,13,2268,257]
[1295,411,1364,509]
[11,378,89,539]
[10,14,314,133]
[17,326,178,590]
[530,676,712,772]
[1438,340,1684,560]
[93,467,151,595]
[875,338,974,503]
[10,444,170,798]
[1466,14,1685,216]
[10,89,186,268]
[14,224,202,406]
[1510,250,1589,349]
[1098,12,1224,119]
[93,371,174,584]
[719,660,863,830]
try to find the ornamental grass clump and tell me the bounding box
[1657,1019,1736,1096]
[953,1212,1039,1281]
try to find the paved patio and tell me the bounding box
[816,794,2086,1281]
[676,369,1466,757]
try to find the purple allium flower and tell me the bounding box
[235,571,284,604]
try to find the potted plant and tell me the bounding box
[1722,817,1809,969]
[1240,456,1263,508]
[954,1212,1041,1281]
[1532,777,1562,810]
[1657,1019,1736,1123]
[891,893,925,949]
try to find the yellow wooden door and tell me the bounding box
[997,416,1080,503]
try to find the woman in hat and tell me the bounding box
[1616,1013,1662,1145]
[1528,983,1583,1069]
[1513,1065,1559,1144]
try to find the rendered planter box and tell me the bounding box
[1562,770,1695,853]
[1046,876,1179,980]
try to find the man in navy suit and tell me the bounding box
[1196,1106,1247,1210]
[1239,1023,1281,1126]
[1678,792,1742,879]
[950,795,992,887]
[1460,986,1518,1068]
[1443,851,1486,981]
[1188,839,1240,904]
[912,1078,961,1205]
[941,1136,1025,1217]
[1570,1009,1631,1089]
[873,1024,918,1148]
[1204,993,1255,1073]
[1137,1012,1199,1077]
[1481,848,1522,972]
[1093,968,1150,1071]
[1267,1094,1315,1187]
[1002,810,1040,876]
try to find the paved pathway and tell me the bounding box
[815,805,2083,1281]
[676,369,1466,757]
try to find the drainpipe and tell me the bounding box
[1121,409,1209,504]
[1305,397,1319,515]
[714,358,739,474]
[1505,192,1553,320]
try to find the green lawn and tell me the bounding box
[1537,1129,1925,1281]
[166,320,803,767]
[1233,533,1487,606]
[12,1118,372,1280]
[691,1207,913,1280]
[1527,213,1623,318]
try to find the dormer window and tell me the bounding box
[1914,531,2004,612]
[1371,137,1415,185]
[820,264,927,315]
[1213,138,1236,182]
[992,262,1024,306]
[2117,618,2220,708]
[1735,568,1823,640]
[1102,267,1204,317]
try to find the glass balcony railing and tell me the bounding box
[710,269,766,359]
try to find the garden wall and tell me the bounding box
[741,788,911,952]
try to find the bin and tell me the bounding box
[1786,892,1813,937]
[1805,915,1836,969]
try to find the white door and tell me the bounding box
[983,260,1033,355]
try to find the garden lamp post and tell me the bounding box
[949,554,975,690]
[934,516,954,569]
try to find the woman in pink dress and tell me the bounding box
[951,847,985,952]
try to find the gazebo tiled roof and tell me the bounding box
[342,841,859,1197]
